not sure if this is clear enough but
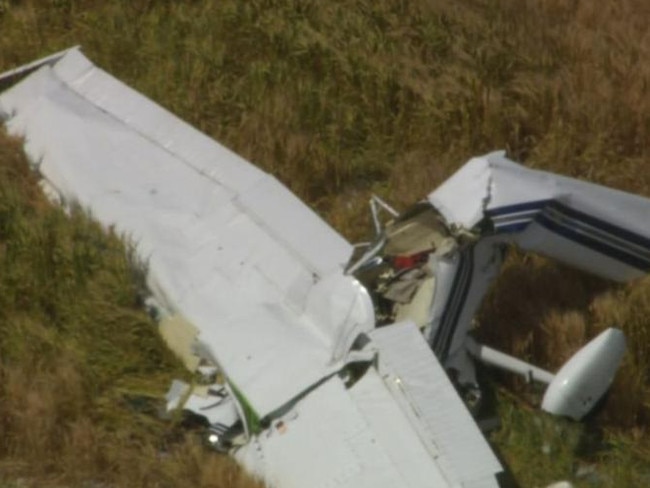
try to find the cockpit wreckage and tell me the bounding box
[1,48,647,488]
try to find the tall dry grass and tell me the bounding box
[1,0,649,486]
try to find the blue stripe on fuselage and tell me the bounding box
[485,199,552,218]
[536,212,650,271]
[486,200,650,271]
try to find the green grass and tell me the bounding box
[1,0,649,486]
[491,389,650,487]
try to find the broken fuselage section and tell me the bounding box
[351,151,649,422]
[348,202,484,387]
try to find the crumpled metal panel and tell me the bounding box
[0,49,357,418]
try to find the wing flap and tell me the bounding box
[370,322,502,487]
[235,374,451,488]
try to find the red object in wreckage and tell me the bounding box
[392,252,428,270]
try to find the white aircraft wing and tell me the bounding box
[369,322,502,487]
[235,322,502,488]
[0,47,356,418]
[0,48,505,487]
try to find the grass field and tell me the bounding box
[1,0,649,486]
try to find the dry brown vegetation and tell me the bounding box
[1,0,649,486]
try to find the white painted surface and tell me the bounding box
[428,151,650,281]
[235,370,474,488]
[235,376,413,488]
[370,322,502,488]
[542,328,626,420]
[0,50,356,418]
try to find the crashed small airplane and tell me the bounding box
[1,47,648,488]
